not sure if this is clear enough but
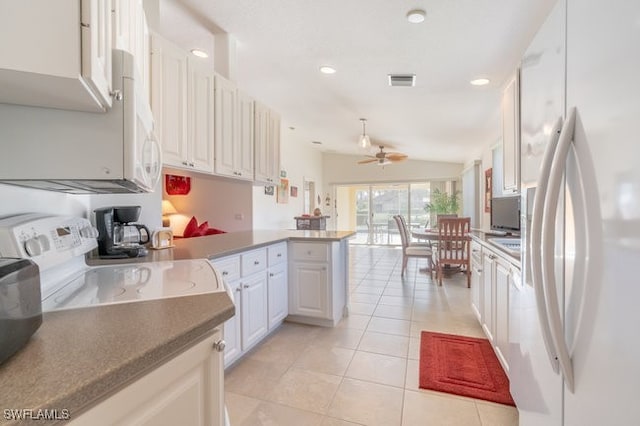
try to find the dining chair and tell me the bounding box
[435,214,458,228]
[393,215,434,277]
[435,217,471,287]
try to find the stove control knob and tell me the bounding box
[80,226,99,239]
[24,237,44,257]
[213,340,226,353]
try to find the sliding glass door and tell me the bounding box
[336,181,457,246]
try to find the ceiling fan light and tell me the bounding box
[359,134,371,149]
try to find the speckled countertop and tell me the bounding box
[0,293,234,425]
[470,230,521,266]
[0,229,354,424]
[87,229,356,265]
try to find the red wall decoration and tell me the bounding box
[165,174,191,195]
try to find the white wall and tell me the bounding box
[322,154,463,185]
[252,126,324,230]
[163,167,253,236]
[0,182,162,229]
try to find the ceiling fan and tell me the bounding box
[357,145,408,166]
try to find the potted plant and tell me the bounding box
[424,189,460,227]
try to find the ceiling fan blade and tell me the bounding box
[386,153,408,162]
[357,158,379,164]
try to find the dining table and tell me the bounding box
[410,228,440,244]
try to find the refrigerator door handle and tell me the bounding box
[531,116,564,373]
[542,107,577,393]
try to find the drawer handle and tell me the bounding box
[277,253,282,257]
[235,288,241,292]
[307,250,312,255]
[213,340,226,352]
[254,260,260,265]
[222,271,229,276]
[269,273,274,277]
[243,284,250,289]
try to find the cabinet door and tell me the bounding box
[290,262,329,318]
[133,0,150,101]
[470,244,483,321]
[214,74,237,177]
[69,331,225,426]
[223,280,242,367]
[268,263,288,329]
[236,90,255,180]
[151,35,188,169]
[112,0,132,53]
[495,258,511,373]
[268,110,281,183]
[502,72,520,193]
[189,60,215,173]
[241,272,268,350]
[81,0,113,108]
[253,101,271,183]
[482,251,496,342]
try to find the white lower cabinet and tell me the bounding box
[494,257,511,372]
[482,250,497,342]
[241,271,268,350]
[470,241,483,321]
[267,261,288,328]
[474,239,520,375]
[69,330,225,426]
[288,241,347,327]
[290,262,329,318]
[212,243,287,368]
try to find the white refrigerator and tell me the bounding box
[511,0,640,425]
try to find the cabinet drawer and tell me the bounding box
[291,242,329,262]
[242,248,267,276]
[268,242,287,266]
[210,256,241,282]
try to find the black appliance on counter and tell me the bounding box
[94,206,150,258]
[0,258,42,365]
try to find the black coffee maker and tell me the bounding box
[94,206,150,258]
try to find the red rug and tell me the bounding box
[419,331,515,406]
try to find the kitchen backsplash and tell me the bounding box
[0,182,162,229]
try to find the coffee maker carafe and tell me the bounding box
[94,206,150,258]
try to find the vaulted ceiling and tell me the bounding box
[158,0,556,163]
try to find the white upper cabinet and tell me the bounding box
[0,0,113,112]
[189,61,216,173]
[151,35,189,169]
[254,101,281,185]
[502,71,520,193]
[236,90,255,180]
[214,75,237,177]
[214,75,254,181]
[151,35,215,174]
[112,0,150,100]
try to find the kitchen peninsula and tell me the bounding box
[0,230,354,425]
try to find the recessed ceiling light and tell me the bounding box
[190,49,209,58]
[406,9,426,24]
[319,66,336,74]
[470,78,490,86]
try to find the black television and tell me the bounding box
[491,195,521,234]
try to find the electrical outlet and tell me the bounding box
[234,213,244,220]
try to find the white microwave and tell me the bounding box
[0,50,161,194]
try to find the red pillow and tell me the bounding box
[183,216,199,238]
[195,221,209,236]
[205,228,226,235]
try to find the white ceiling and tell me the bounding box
[159,0,557,163]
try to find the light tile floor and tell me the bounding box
[225,246,518,426]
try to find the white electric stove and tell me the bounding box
[0,213,226,312]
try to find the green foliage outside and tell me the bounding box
[424,188,460,215]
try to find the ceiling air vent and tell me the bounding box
[388,74,416,87]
